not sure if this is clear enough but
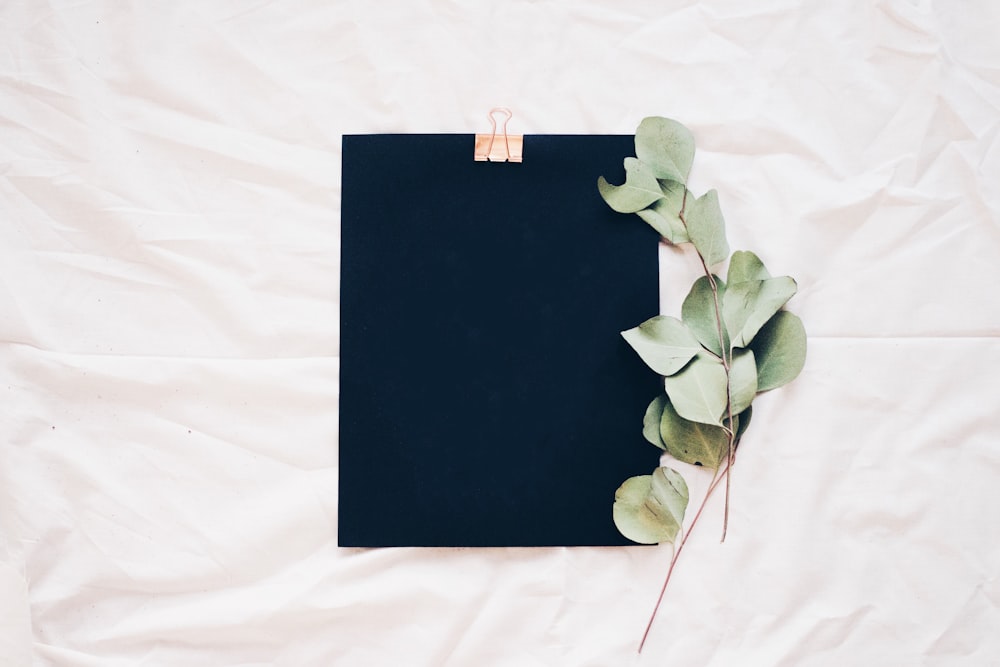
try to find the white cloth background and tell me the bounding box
[2,1,999,665]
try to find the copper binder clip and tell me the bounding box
[474,107,523,163]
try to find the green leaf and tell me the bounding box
[642,395,668,450]
[749,311,807,391]
[727,250,770,284]
[613,467,689,544]
[621,315,702,376]
[681,275,729,358]
[684,189,729,267]
[598,158,664,213]
[723,276,797,347]
[659,399,728,469]
[734,406,752,441]
[729,348,758,415]
[662,353,728,426]
[634,117,695,184]
[635,180,688,243]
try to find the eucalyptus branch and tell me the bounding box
[601,116,807,651]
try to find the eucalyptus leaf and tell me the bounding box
[634,117,695,184]
[635,180,688,243]
[681,275,729,358]
[727,250,770,284]
[659,399,728,469]
[749,311,807,391]
[613,467,689,544]
[621,316,702,377]
[598,158,664,213]
[734,406,752,441]
[684,189,729,267]
[723,276,797,347]
[728,348,758,416]
[642,395,668,450]
[662,353,728,426]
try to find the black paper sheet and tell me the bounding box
[339,133,660,546]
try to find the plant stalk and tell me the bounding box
[637,461,732,653]
[678,192,737,542]
[639,189,740,653]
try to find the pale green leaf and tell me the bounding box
[663,353,728,426]
[634,117,695,184]
[659,398,728,469]
[681,275,729,358]
[621,316,702,376]
[613,467,689,544]
[749,311,807,391]
[723,276,797,347]
[642,395,668,450]
[635,180,689,243]
[727,250,770,284]
[598,158,664,213]
[684,189,729,267]
[729,348,758,415]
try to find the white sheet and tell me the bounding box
[2,1,998,664]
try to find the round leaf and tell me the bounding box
[734,406,752,441]
[621,315,702,377]
[634,117,695,184]
[662,353,728,426]
[635,180,688,243]
[598,158,664,213]
[684,189,729,267]
[681,275,729,358]
[729,348,758,416]
[727,250,770,284]
[723,276,797,347]
[749,311,807,391]
[642,395,668,450]
[659,399,728,469]
[613,467,689,544]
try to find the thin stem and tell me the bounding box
[698,257,736,543]
[678,194,737,543]
[637,188,740,652]
[637,460,732,653]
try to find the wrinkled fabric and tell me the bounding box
[1,1,998,665]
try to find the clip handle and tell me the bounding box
[474,108,523,163]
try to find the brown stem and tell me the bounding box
[678,194,736,542]
[638,188,740,652]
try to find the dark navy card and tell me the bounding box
[339,134,660,546]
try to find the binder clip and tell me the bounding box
[474,107,523,163]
